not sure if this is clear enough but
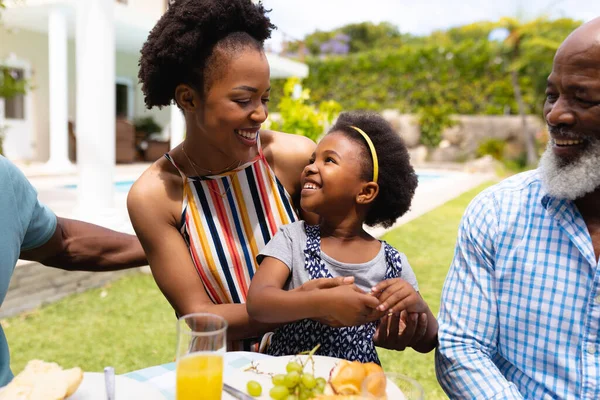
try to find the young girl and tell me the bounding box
[247,111,438,363]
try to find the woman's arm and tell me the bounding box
[412,306,438,353]
[261,130,319,224]
[127,168,276,341]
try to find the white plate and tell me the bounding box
[223,355,406,400]
[67,372,166,400]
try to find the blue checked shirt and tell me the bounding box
[436,170,600,399]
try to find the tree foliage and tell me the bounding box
[0,0,28,101]
[286,22,411,56]
[0,67,27,99]
[269,77,341,142]
[274,17,581,147]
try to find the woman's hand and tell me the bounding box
[373,311,428,351]
[371,279,438,353]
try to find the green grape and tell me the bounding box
[298,389,311,400]
[272,374,286,386]
[246,380,262,397]
[284,395,299,400]
[286,361,303,373]
[284,371,301,388]
[270,385,290,400]
[300,373,317,389]
[315,377,327,388]
[313,382,325,394]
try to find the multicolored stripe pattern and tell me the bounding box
[165,150,298,351]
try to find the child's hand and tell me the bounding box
[323,284,381,327]
[371,278,428,314]
[296,276,355,292]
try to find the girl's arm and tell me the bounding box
[246,256,327,323]
[247,256,381,325]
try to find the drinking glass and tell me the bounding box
[361,372,424,400]
[176,313,227,400]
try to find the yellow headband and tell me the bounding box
[350,126,379,183]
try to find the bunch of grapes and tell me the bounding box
[246,360,327,399]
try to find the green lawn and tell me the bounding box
[3,182,494,398]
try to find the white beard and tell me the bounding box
[539,138,600,200]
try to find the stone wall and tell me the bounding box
[0,261,144,318]
[381,111,546,164]
[435,115,545,163]
[268,111,546,165]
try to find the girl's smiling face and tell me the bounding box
[300,132,372,218]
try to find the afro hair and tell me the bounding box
[138,0,275,108]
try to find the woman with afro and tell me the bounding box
[128,0,428,352]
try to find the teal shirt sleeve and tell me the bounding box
[4,157,57,251]
[0,156,57,387]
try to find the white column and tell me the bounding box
[170,104,185,149]
[46,7,72,169]
[76,0,115,210]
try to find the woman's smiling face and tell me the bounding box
[193,48,271,161]
[300,132,370,217]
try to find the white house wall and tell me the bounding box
[116,50,170,132]
[123,0,166,21]
[0,27,50,161]
[0,26,168,162]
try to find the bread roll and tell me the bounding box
[63,367,84,397]
[0,360,83,400]
[327,360,386,398]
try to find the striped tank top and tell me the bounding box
[165,144,298,351]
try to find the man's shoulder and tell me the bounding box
[463,169,544,223]
[473,170,542,205]
[0,155,22,181]
[0,156,33,196]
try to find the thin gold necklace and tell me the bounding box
[181,144,241,198]
[181,144,241,175]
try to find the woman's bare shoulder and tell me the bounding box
[127,157,183,223]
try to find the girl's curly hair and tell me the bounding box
[328,111,418,228]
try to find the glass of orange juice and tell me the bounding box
[176,313,227,400]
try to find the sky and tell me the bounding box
[260,0,600,51]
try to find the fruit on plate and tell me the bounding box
[262,361,326,399]
[0,360,83,400]
[325,360,386,398]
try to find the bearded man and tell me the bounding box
[435,17,600,399]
